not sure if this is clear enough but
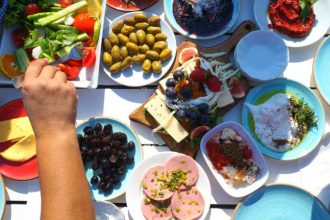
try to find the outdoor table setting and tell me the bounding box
[0,0,330,219]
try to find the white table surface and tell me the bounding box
[1,0,330,219]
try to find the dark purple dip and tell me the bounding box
[173,0,234,36]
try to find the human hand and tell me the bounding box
[22,59,78,140]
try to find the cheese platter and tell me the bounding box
[129,21,256,157]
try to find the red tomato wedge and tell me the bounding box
[64,59,82,67]
[58,0,73,8]
[12,27,28,48]
[82,47,96,68]
[25,3,42,16]
[73,13,96,34]
[58,63,80,80]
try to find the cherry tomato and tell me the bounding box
[25,3,42,16]
[64,59,82,67]
[58,0,73,8]
[73,13,96,34]
[84,35,93,47]
[243,147,253,159]
[12,27,28,48]
[58,63,80,80]
[82,47,96,68]
[217,153,230,167]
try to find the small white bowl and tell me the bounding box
[200,121,269,198]
[235,30,289,82]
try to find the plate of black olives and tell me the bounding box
[77,117,143,201]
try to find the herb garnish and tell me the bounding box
[300,0,317,22]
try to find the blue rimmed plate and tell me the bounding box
[164,0,240,40]
[231,184,330,220]
[76,117,143,201]
[314,36,330,106]
[242,78,325,160]
[0,175,5,219]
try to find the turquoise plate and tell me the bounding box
[164,0,240,40]
[0,175,5,219]
[232,184,330,220]
[242,78,325,160]
[77,117,143,201]
[314,36,330,106]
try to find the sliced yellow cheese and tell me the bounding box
[145,95,189,143]
[0,117,33,142]
[0,134,36,162]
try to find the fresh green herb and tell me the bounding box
[300,0,317,22]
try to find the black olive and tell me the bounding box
[109,167,117,175]
[104,175,111,181]
[84,135,92,145]
[97,181,105,191]
[83,126,94,135]
[94,148,102,157]
[87,149,94,157]
[98,169,105,179]
[94,123,102,133]
[103,124,113,136]
[117,166,125,175]
[117,150,124,158]
[109,154,118,165]
[101,136,111,145]
[90,176,99,185]
[127,141,135,151]
[110,176,120,185]
[101,158,110,169]
[103,182,113,193]
[121,154,128,163]
[110,148,118,155]
[85,155,93,162]
[120,145,128,152]
[92,160,99,171]
[127,156,134,164]
[111,140,122,148]
[77,134,84,146]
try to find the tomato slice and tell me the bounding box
[84,35,93,47]
[64,59,82,67]
[58,0,73,8]
[25,3,42,16]
[58,63,80,80]
[73,13,96,34]
[12,27,28,48]
[243,147,253,160]
[82,47,96,68]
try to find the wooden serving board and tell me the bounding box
[130,21,256,157]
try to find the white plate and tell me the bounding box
[200,121,269,198]
[126,152,211,220]
[102,12,176,87]
[254,0,330,48]
[235,30,289,81]
[0,0,107,88]
[94,201,125,220]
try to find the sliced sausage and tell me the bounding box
[141,196,173,220]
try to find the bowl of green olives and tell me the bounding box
[101,12,176,87]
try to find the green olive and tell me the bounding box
[152,61,162,73]
[132,54,146,64]
[103,38,112,51]
[139,44,150,54]
[147,16,161,26]
[147,26,161,35]
[142,59,152,73]
[146,50,160,61]
[117,33,130,46]
[124,17,135,26]
[160,49,172,62]
[108,33,119,46]
[112,21,124,34]
[103,52,113,67]
[121,25,135,36]
[136,30,146,45]
[146,34,155,47]
[111,45,121,62]
[135,22,149,30]
[110,62,122,73]
[153,41,167,52]
[121,56,132,70]
[134,13,148,22]
[120,46,128,59]
[155,33,167,42]
[126,42,139,55]
[129,32,138,45]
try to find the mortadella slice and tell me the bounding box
[165,154,199,189]
[142,165,173,201]
[141,196,173,220]
[171,187,205,220]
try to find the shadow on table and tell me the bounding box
[3,203,12,220]
[318,184,330,211]
[76,89,105,120]
[3,177,28,196]
[289,37,324,63]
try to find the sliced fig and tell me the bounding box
[179,48,198,64]
[229,77,246,99]
[190,126,210,140]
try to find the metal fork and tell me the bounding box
[51,45,82,66]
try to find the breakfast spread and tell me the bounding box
[206,128,261,187]
[268,0,316,38]
[141,154,205,220]
[245,93,317,152]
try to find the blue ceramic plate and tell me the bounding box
[77,117,143,201]
[0,175,5,219]
[164,0,240,40]
[232,184,330,220]
[242,78,325,160]
[314,36,330,106]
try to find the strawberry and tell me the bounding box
[190,67,206,82]
[206,75,222,92]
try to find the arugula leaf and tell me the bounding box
[300,0,317,22]
[24,29,38,49]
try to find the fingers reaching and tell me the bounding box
[54,71,67,83]
[24,59,48,81]
[39,66,59,80]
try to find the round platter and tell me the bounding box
[94,201,125,220]
[126,151,211,220]
[76,117,143,201]
[0,99,38,180]
[231,184,330,220]
[106,0,159,12]
[164,0,240,40]
[314,36,330,106]
[102,12,176,87]
[254,0,330,47]
[0,175,5,220]
[242,78,325,160]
